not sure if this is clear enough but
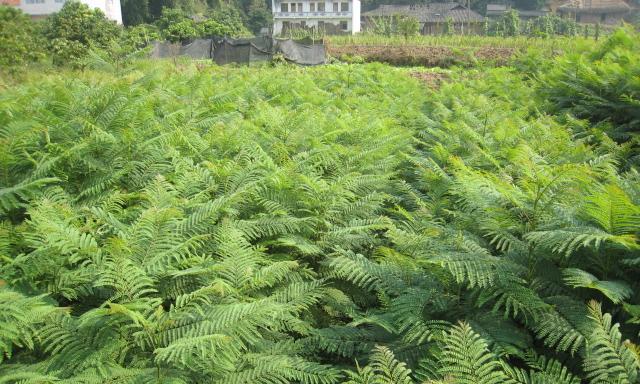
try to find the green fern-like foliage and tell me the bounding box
[1,29,640,384]
[563,268,633,304]
[502,351,581,384]
[344,345,413,384]
[583,301,640,384]
[0,288,59,363]
[437,322,511,384]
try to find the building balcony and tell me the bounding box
[274,11,352,18]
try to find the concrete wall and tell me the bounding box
[351,0,360,33]
[19,0,64,16]
[272,0,360,34]
[274,18,353,34]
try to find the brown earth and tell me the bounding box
[409,71,450,89]
[327,45,515,68]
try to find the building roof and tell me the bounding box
[519,9,551,16]
[486,3,508,11]
[557,0,630,13]
[363,3,485,23]
[486,3,552,17]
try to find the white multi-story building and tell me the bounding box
[5,0,122,24]
[271,0,360,35]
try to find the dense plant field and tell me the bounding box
[327,33,598,51]
[1,30,639,383]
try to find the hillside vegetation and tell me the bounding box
[0,30,639,383]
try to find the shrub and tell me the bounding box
[155,5,249,41]
[197,18,233,37]
[42,1,121,66]
[208,5,250,37]
[0,6,44,69]
[155,6,188,31]
[164,18,198,42]
[122,23,161,49]
[397,15,420,38]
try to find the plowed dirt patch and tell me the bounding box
[409,71,450,89]
[328,45,515,67]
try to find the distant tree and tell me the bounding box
[543,13,553,36]
[164,18,198,41]
[148,0,177,19]
[502,9,520,36]
[43,1,121,65]
[0,6,44,69]
[148,0,210,19]
[198,18,233,36]
[246,0,271,34]
[155,6,189,30]
[121,0,150,25]
[123,23,161,48]
[444,16,454,35]
[209,5,250,36]
[176,0,210,15]
[397,15,420,38]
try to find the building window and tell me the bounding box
[301,20,306,27]
[340,20,348,30]
[289,2,302,12]
[310,2,315,11]
[332,2,338,11]
[318,20,324,29]
[340,2,348,11]
[283,21,290,30]
[281,3,288,12]
[317,2,325,11]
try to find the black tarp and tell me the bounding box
[212,37,274,65]
[274,37,325,66]
[149,39,212,59]
[149,37,326,66]
[179,39,213,59]
[149,41,180,59]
